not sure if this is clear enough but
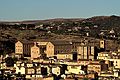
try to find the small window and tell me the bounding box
[101,42,103,44]
[37,51,39,53]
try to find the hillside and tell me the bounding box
[86,15,120,28]
[1,15,120,27]
[0,15,120,55]
[0,15,120,39]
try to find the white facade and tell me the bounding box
[97,52,109,60]
[104,59,120,68]
[31,44,40,59]
[66,65,85,74]
[100,40,105,49]
[52,66,60,76]
[15,41,23,54]
[15,66,25,74]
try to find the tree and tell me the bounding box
[5,57,14,67]
[83,78,88,80]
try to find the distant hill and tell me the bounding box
[0,18,84,24]
[85,15,120,28]
[0,15,120,29]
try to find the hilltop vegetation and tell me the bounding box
[0,15,120,40]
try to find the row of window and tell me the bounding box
[16,46,22,47]
[55,50,70,53]
[16,49,22,52]
[88,66,100,69]
[32,50,40,53]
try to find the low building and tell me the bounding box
[97,52,110,60]
[15,66,25,74]
[31,76,54,80]
[56,53,73,60]
[104,59,120,69]
[52,66,61,76]
[26,67,35,74]
[87,72,98,79]
[66,65,85,75]
[77,59,91,66]
[88,63,108,74]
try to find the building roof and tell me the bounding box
[88,63,106,65]
[37,42,48,45]
[51,40,72,45]
[17,40,34,44]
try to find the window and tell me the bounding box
[101,42,103,44]
[71,66,77,69]
[37,51,39,53]
[66,55,68,58]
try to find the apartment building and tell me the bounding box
[88,63,108,74]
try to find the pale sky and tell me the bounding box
[0,0,120,21]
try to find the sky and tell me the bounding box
[0,0,120,21]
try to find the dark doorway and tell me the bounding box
[73,52,77,61]
[41,67,47,75]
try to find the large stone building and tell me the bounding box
[71,40,81,52]
[15,41,54,58]
[15,41,34,57]
[31,42,41,59]
[15,41,23,55]
[51,41,72,54]
[77,45,95,60]
[15,40,97,60]
[36,42,54,58]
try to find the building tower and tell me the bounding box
[100,40,105,49]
